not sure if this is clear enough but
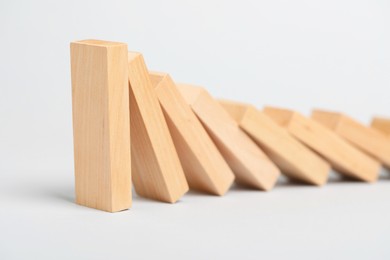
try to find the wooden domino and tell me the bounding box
[70,40,132,212]
[220,100,330,186]
[149,72,235,195]
[371,117,390,137]
[176,84,280,191]
[264,107,380,182]
[312,110,390,168]
[128,53,188,203]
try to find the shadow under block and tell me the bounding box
[220,100,330,186]
[70,40,131,212]
[371,117,390,137]
[312,110,390,168]
[176,84,280,191]
[149,72,235,195]
[264,107,380,182]
[128,53,188,203]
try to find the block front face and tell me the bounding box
[224,104,330,186]
[71,40,131,212]
[128,54,188,203]
[265,107,380,182]
[177,84,280,191]
[151,73,234,195]
[312,111,390,168]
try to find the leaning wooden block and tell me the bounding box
[312,110,390,168]
[70,40,131,212]
[264,107,380,182]
[176,84,280,191]
[371,117,390,137]
[128,53,188,203]
[220,100,330,186]
[149,72,235,195]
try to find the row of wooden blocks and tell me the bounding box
[70,39,390,212]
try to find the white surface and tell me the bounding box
[1,170,390,259]
[1,0,390,259]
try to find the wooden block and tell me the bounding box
[371,117,390,137]
[149,72,235,195]
[128,53,188,203]
[264,107,380,182]
[220,100,330,186]
[176,84,280,191]
[70,40,131,212]
[312,110,390,168]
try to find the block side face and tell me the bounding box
[218,100,248,123]
[263,107,294,127]
[189,91,279,190]
[335,116,390,167]
[241,109,330,186]
[156,76,234,195]
[176,83,204,105]
[71,43,113,211]
[371,117,390,135]
[106,46,132,211]
[128,55,188,202]
[286,114,379,182]
[311,110,342,130]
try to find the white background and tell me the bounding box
[1,0,389,259]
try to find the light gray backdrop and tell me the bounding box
[0,0,389,259]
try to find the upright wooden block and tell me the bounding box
[70,40,131,212]
[176,84,280,191]
[264,107,380,182]
[312,110,390,168]
[371,117,390,137]
[128,53,188,203]
[149,72,235,195]
[220,100,330,186]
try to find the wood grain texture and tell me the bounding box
[70,40,131,212]
[220,100,330,186]
[150,72,235,195]
[264,107,380,182]
[128,53,188,203]
[312,110,390,168]
[371,117,390,137]
[176,84,280,191]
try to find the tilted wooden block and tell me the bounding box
[149,72,235,195]
[220,100,330,186]
[70,40,131,212]
[371,117,390,137]
[312,110,390,168]
[264,107,380,182]
[128,53,188,203]
[176,84,280,191]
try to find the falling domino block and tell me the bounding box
[70,40,131,212]
[220,100,330,186]
[371,117,390,137]
[149,72,235,195]
[128,53,188,203]
[312,110,390,169]
[264,107,380,182]
[176,84,280,191]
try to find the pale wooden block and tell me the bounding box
[220,100,330,186]
[128,53,188,203]
[176,84,280,191]
[264,107,380,182]
[312,110,390,168]
[70,40,131,212]
[149,72,235,195]
[371,117,390,137]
